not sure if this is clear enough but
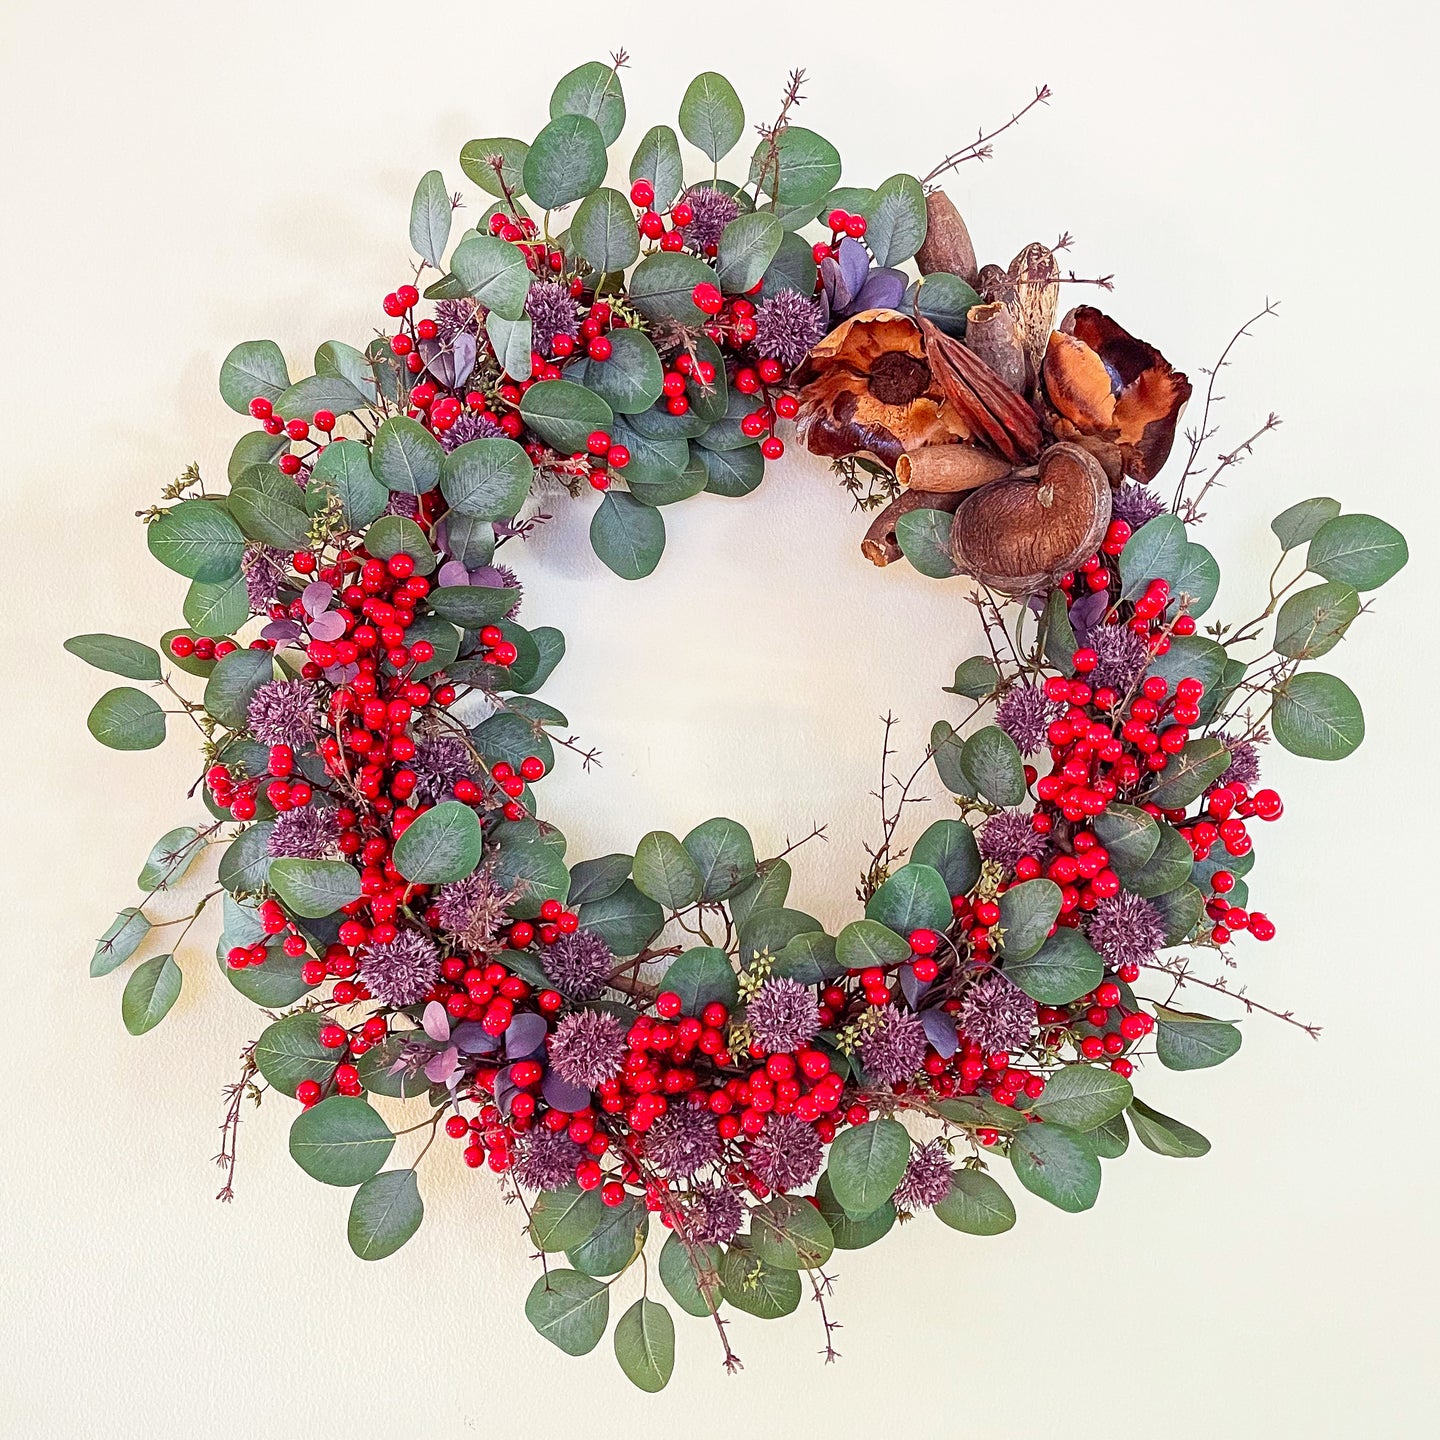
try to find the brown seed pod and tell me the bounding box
[861,489,964,566]
[915,189,979,284]
[894,445,1012,492]
[950,441,1112,594]
[963,302,1026,394]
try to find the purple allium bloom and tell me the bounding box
[247,680,318,749]
[437,410,507,453]
[745,977,821,1054]
[681,1181,744,1245]
[266,804,342,860]
[410,734,475,805]
[978,809,1049,871]
[679,185,740,252]
[242,545,288,614]
[645,1101,723,1178]
[997,683,1060,757]
[434,867,518,955]
[891,1139,953,1212]
[752,288,828,371]
[860,1008,928,1084]
[359,928,441,1008]
[1111,483,1167,531]
[524,280,580,357]
[957,973,1038,1055]
[433,297,479,344]
[548,1009,627,1089]
[384,491,419,519]
[747,1112,823,1193]
[542,929,614,1001]
[1089,622,1152,694]
[1086,889,1167,969]
[1217,733,1262,791]
[514,1126,582,1192]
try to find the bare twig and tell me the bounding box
[922,85,1052,184]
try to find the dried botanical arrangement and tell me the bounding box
[67,58,1407,1390]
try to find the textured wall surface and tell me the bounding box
[2,1,1434,1434]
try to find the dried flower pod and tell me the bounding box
[915,189,979,284]
[963,302,1026,393]
[1008,242,1060,384]
[862,488,964,566]
[916,316,1043,463]
[895,444,1012,492]
[951,441,1112,594]
[976,263,1017,310]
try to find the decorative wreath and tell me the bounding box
[70,58,1409,1390]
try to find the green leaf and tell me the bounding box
[1029,1066,1133,1129]
[530,1183,604,1251]
[1116,822,1193,898]
[459,137,529,198]
[219,339,289,414]
[934,1168,1016,1235]
[289,1096,394,1186]
[679,72,745,161]
[409,169,451,267]
[524,114,608,211]
[997,878,1062,960]
[273,371,369,419]
[1119,513,1188,601]
[364,515,436,574]
[485,312,532,381]
[658,1232,723,1315]
[715,211,783,293]
[1151,882,1204,945]
[739,907,824,966]
[450,232,533,321]
[930,721,971,796]
[1274,581,1361,659]
[203,648,273,730]
[896,507,961,578]
[961,725,1026,805]
[613,1298,673,1393]
[578,879,664,957]
[269,857,363,918]
[393,801,482,885]
[1271,496,1341,550]
[909,271,981,337]
[1128,1098,1211,1158]
[760,229,819,301]
[827,1118,911,1215]
[813,1172,896,1249]
[422,586,517,631]
[306,439,388,529]
[911,820,980,897]
[229,481,310,550]
[551,60,625,144]
[87,687,165,751]
[1086,1112,1130,1159]
[633,830,703,909]
[567,328,664,415]
[1093,804,1160,871]
[865,862,952,935]
[567,854,633,906]
[228,427,287,483]
[1273,671,1365,760]
[630,125,684,209]
[520,379,614,455]
[1003,927,1103,1005]
[590,491,665,579]
[1154,1005,1244,1070]
[933,1094,1025,1134]
[526,1269,609,1356]
[254,1012,338,1095]
[64,634,162,682]
[218,943,314,1007]
[1147,737,1231,809]
[567,1194,646,1277]
[92,908,150,977]
[1174,542,1221,617]
[942,656,999,700]
[718,1241,803,1318]
[749,126,842,207]
[750,1194,834,1269]
[772,930,841,985]
[663,947,739,1013]
[1305,513,1408,590]
[371,415,443,495]
[137,825,204,890]
[1145,635,1230,703]
[439,436,533,520]
[629,251,720,324]
[571,187,641,274]
[184,572,248,639]
[836,918,911,970]
[147,499,245,583]
[681,818,756,900]
[218,820,274,893]
[728,858,791,927]
[348,1169,423,1259]
[862,173,927,267]
[121,954,182,1034]
[1009,1121,1101,1211]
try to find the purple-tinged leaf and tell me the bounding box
[899,963,930,1009]
[542,1069,592,1114]
[451,1021,500,1053]
[424,1043,460,1084]
[504,1010,549,1058]
[420,338,456,389]
[1068,590,1110,642]
[451,333,478,387]
[854,267,907,312]
[438,560,470,588]
[837,236,869,298]
[423,1000,451,1041]
[308,610,346,641]
[323,662,360,685]
[921,1008,960,1058]
[820,255,854,313]
[301,581,334,617]
[494,1067,518,1117]
[261,619,302,644]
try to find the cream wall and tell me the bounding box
[2,1,1435,1434]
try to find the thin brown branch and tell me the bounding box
[922,84,1052,184]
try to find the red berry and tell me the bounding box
[630,179,655,208]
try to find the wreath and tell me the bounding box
[69,58,1409,1390]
